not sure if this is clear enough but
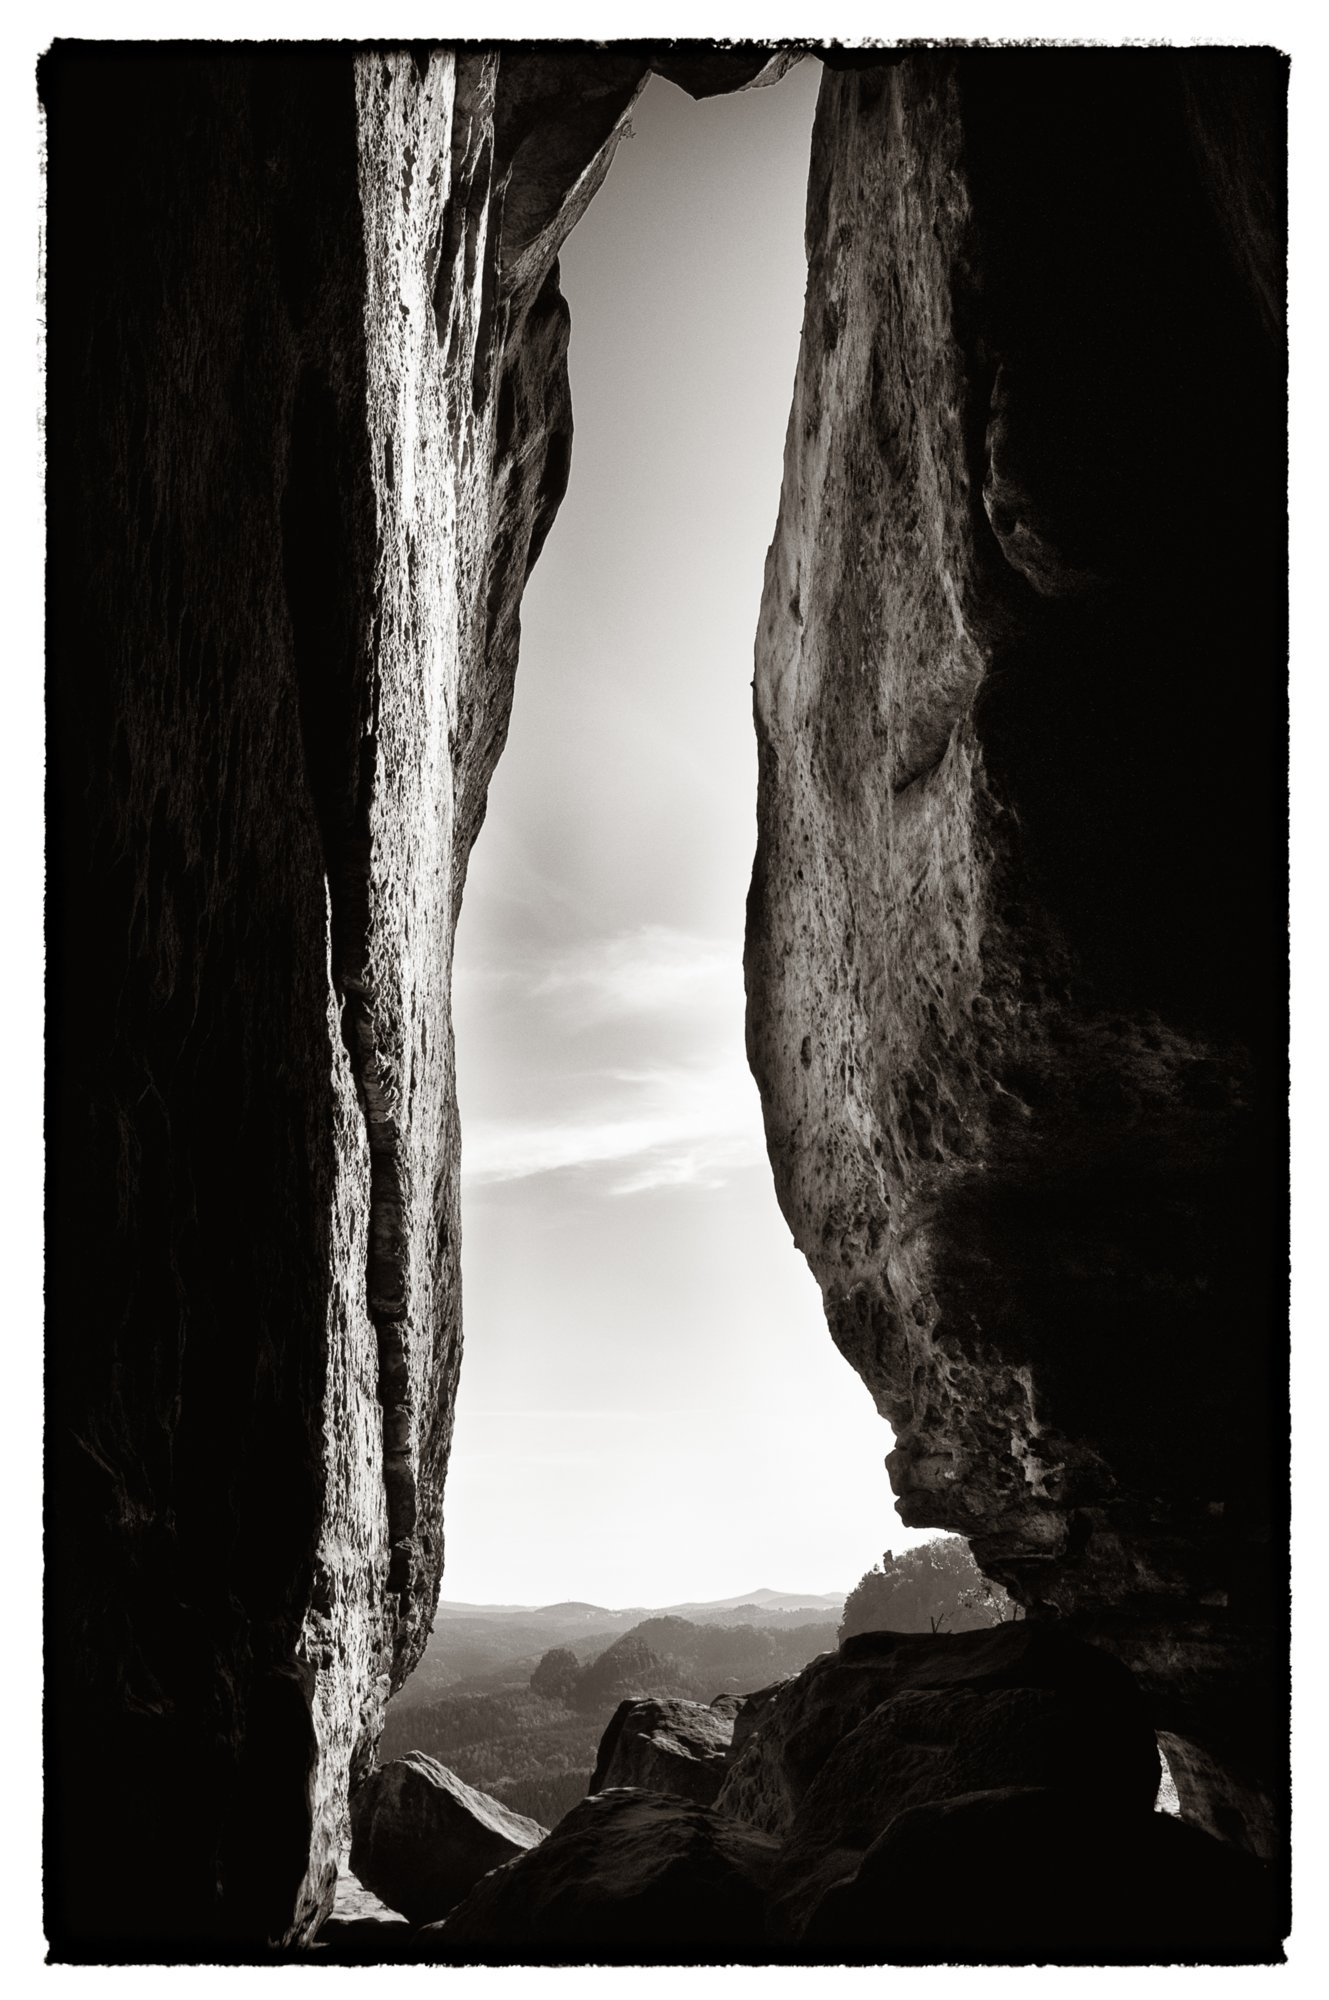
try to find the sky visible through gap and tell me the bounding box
[443,59,940,1609]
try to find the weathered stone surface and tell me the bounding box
[44,50,395,1954]
[590,1696,735,1805]
[769,1682,1160,1939]
[44,34,1287,1961]
[348,1752,546,1925]
[801,1787,1280,1964]
[40,43,639,1958]
[417,1789,780,1962]
[716,1624,1158,1848]
[44,39,811,1957]
[729,1678,793,1759]
[744,49,1286,1859]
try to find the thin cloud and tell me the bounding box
[456,924,767,1195]
[460,1052,766,1193]
[457,924,737,1020]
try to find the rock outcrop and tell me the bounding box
[744,49,1287,1864]
[348,1753,545,1925]
[42,40,805,1957]
[801,1786,1278,1964]
[416,1789,780,1962]
[715,1623,1160,1928]
[590,1696,736,1806]
[43,35,1287,1960]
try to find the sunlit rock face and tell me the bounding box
[43,35,1285,1959]
[745,51,1286,1861]
[44,40,794,1957]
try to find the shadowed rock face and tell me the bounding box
[42,39,799,1958]
[349,1753,545,1925]
[417,1789,781,1962]
[44,36,1285,1960]
[744,50,1286,1862]
[802,1787,1279,1965]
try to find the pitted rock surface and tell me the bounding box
[744,49,1286,1855]
[44,41,811,1954]
[589,1696,736,1806]
[44,36,1286,1959]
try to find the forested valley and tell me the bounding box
[381,1541,1011,1825]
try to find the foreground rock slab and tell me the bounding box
[590,1696,736,1806]
[802,1786,1281,1965]
[718,1623,1159,1846]
[417,1789,780,1962]
[350,1753,546,1925]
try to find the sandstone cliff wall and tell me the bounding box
[44,40,1285,1957]
[745,50,1286,1859]
[43,41,789,1956]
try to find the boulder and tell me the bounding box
[717,1622,1159,1842]
[802,1786,1281,1965]
[416,1789,780,1962]
[589,1697,735,1806]
[349,1754,546,1926]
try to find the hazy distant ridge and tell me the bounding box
[435,1586,846,1620]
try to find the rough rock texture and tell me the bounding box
[802,1787,1279,1965]
[45,51,395,1955]
[589,1696,736,1805]
[416,1789,780,1963]
[43,40,800,1958]
[716,1625,1157,1844]
[729,1678,793,1759]
[43,30,1287,1962]
[348,1752,545,1925]
[745,49,1287,1867]
[769,1679,1161,1938]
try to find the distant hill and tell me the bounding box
[379,1597,843,1826]
[662,1587,846,1618]
[535,1600,614,1617]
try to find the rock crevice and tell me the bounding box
[43,39,1286,1956]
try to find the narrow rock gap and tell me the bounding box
[441,62,939,1624]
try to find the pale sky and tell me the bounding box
[441,58,938,1609]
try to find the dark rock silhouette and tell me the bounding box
[802,1786,1279,1965]
[718,1622,1160,1934]
[416,1789,780,1962]
[744,48,1287,1867]
[42,43,794,1956]
[312,1914,416,1964]
[42,36,1287,1961]
[590,1697,736,1806]
[349,1752,545,1926]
